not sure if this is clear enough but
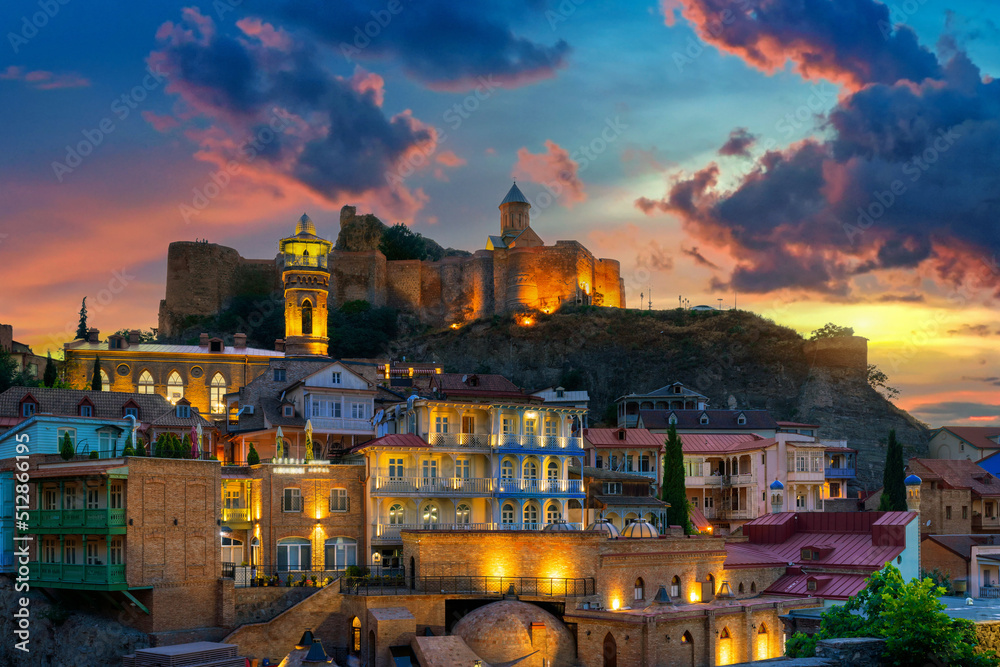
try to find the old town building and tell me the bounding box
[905,458,1000,536]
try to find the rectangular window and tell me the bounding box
[690,496,699,508]
[456,459,470,479]
[57,428,76,449]
[352,403,367,419]
[109,538,123,565]
[544,420,557,437]
[274,369,286,382]
[524,419,537,435]
[64,538,77,564]
[87,488,100,509]
[64,486,77,510]
[224,488,241,509]
[462,416,475,433]
[829,483,840,498]
[796,456,807,472]
[625,455,634,472]
[86,541,101,565]
[22,403,35,417]
[435,416,449,434]
[963,506,969,520]
[704,496,714,508]
[42,539,57,563]
[177,405,191,418]
[109,483,123,510]
[333,401,342,418]
[388,458,404,479]
[946,506,953,520]
[796,494,806,509]
[124,407,138,418]
[502,418,513,434]
[284,405,294,417]
[602,482,622,495]
[99,432,111,455]
[422,460,438,479]
[331,371,342,385]
[639,454,650,472]
[595,456,603,469]
[282,488,302,513]
[330,488,348,512]
[43,488,57,511]
[80,405,93,417]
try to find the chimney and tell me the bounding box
[234,333,247,349]
[275,339,285,352]
[199,333,210,347]
[128,329,141,344]
[88,328,100,343]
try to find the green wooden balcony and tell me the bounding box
[28,562,128,590]
[24,508,127,534]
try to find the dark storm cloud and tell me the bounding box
[268,0,570,90]
[718,128,756,157]
[643,0,1000,297]
[681,246,719,269]
[151,10,436,207]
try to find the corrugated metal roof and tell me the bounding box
[935,426,1000,450]
[690,506,712,531]
[679,433,776,454]
[908,458,1000,497]
[765,572,869,600]
[66,341,284,357]
[640,409,777,430]
[500,183,529,205]
[584,428,663,447]
[352,433,428,452]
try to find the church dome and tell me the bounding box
[295,213,317,237]
[452,600,575,666]
[904,474,922,486]
[621,518,658,539]
[500,182,530,206]
[585,518,620,538]
[770,479,785,491]
[542,519,577,532]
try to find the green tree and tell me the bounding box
[122,435,135,457]
[43,353,58,387]
[0,349,20,393]
[154,433,168,458]
[135,437,146,457]
[247,443,260,465]
[379,223,428,261]
[809,322,854,340]
[75,297,88,340]
[879,429,907,512]
[867,364,900,400]
[91,355,103,391]
[661,424,691,533]
[787,565,997,666]
[107,328,157,343]
[59,431,75,460]
[182,434,192,459]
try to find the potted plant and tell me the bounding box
[286,574,293,587]
[311,575,318,587]
[299,573,307,587]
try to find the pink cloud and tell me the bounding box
[0,66,90,90]
[512,140,586,208]
[348,67,385,107]
[435,151,466,167]
[142,111,180,132]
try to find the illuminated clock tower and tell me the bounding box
[280,214,332,357]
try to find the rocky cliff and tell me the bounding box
[391,306,927,490]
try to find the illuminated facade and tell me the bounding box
[280,214,332,357]
[360,373,587,562]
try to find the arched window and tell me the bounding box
[221,536,243,564]
[324,537,357,571]
[100,369,110,392]
[546,503,561,523]
[210,373,226,414]
[389,503,404,525]
[167,371,183,404]
[421,503,438,526]
[756,623,769,660]
[750,581,757,594]
[250,537,260,567]
[302,300,313,335]
[523,460,538,479]
[634,577,644,601]
[501,460,514,479]
[138,370,154,394]
[719,627,732,664]
[738,582,745,594]
[671,575,681,598]
[456,503,471,524]
[523,503,538,526]
[277,537,311,571]
[351,617,361,653]
[547,460,559,489]
[502,503,515,525]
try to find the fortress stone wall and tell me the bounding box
[158,208,624,336]
[803,335,869,371]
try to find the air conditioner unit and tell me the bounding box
[243,405,255,415]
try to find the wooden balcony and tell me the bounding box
[24,508,126,534]
[28,562,128,590]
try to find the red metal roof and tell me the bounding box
[679,433,776,454]
[724,542,786,568]
[690,506,712,532]
[31,463,128,479]
[351,433,428,452]
[936,426,1000,450]
[583,428,663,448]
[776,421,820,428]
[765,572,869,600]
[430,374,533,399]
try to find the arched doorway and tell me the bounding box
[603,632,617,667]
[756,623,769,660]
[351,617,361,653]
[368,629,376,664]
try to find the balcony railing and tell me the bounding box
[308,417,372,432]
[786,470,825,482]
[695,473,756,487]
[222,507,251,523]
[341,574,594,597]
[283,253,328,269]
[496,478,584,495]
[372,475,494,495]
[824,467,856,478]
[25,508,126,532]
[370,521,586,542]
[494,435,584,451]
[973,514,1000,530]
[701,507,757,521]
[28,562,127,588]
[427,433,492,449]
[980,586,1000,599]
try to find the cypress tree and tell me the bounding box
[75,297,88,340]
[91,355,102,391]
[661,424,692,533]
[135,437,146,457]
[43,353,57,387]
[182,434,192,459]
[247,443,260,465]
[879,429,907,511]
[122,433,135,457]
[59,431,75,460]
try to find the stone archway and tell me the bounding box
[603,632,617,667]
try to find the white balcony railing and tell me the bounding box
[787,470,825,483]
[494,435,585,450]
[308,417,373,432]
[372,475,494,495]
[701,506,757,520]
[370,521,586,542]
[426,433,492,448]
[691,472,756,487]
[496,478,584,494]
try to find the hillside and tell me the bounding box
[391,306,928,490]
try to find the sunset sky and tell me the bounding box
[2,0,998,427]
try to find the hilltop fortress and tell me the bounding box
[158,184,625,336]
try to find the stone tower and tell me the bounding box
[280,214,332,357]
[500,182,531,234]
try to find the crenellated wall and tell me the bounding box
[158,235,625,336]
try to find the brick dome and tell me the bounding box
[621,518,659,539]
[452,600,576,666]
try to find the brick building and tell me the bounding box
[578,464,668,531]
[905,458,1000,535]
[0,323,48,381]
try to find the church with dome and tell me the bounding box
[158,184,625,336]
